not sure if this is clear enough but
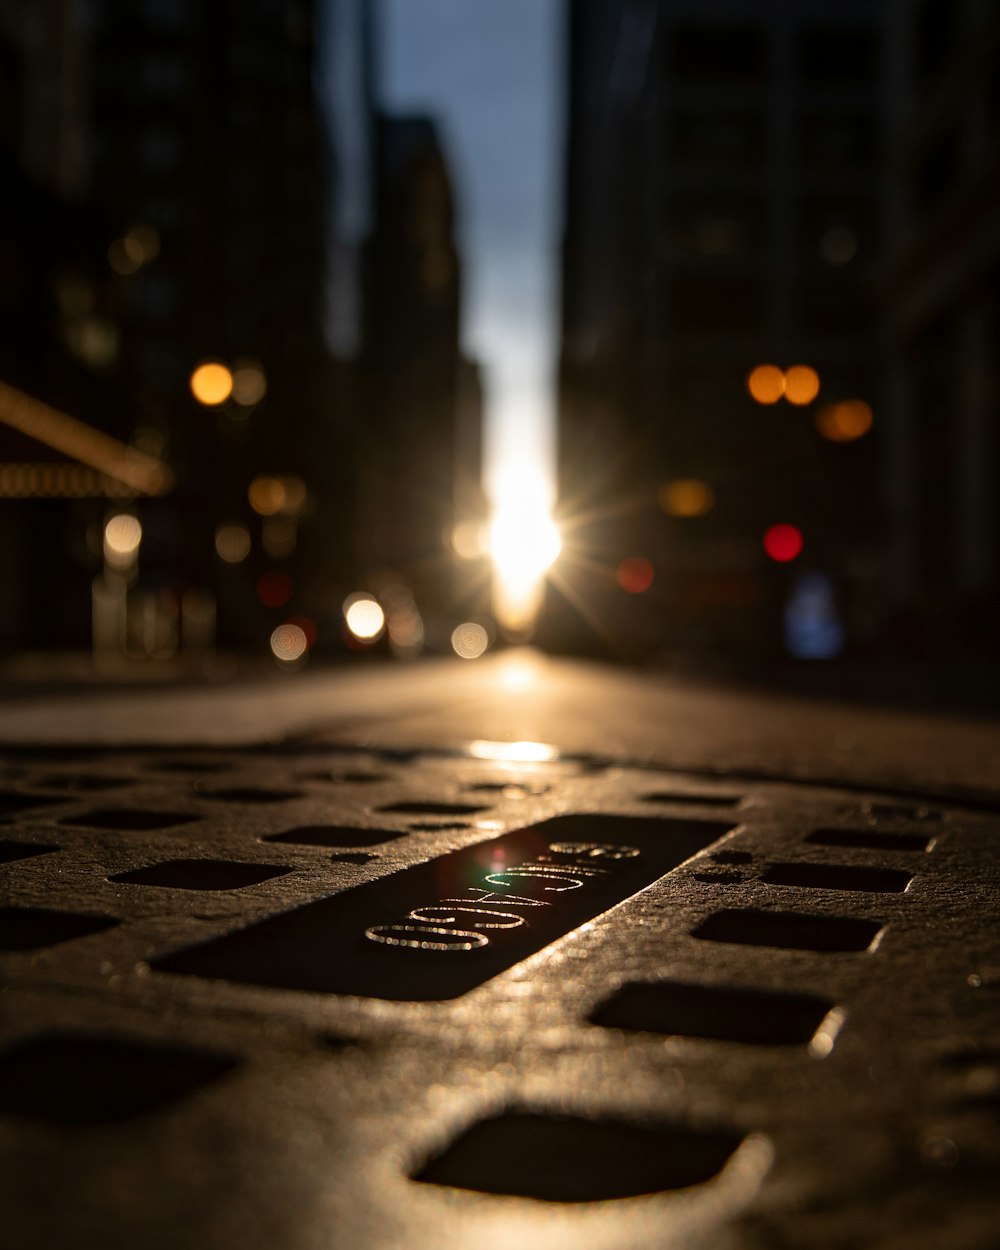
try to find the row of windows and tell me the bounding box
[664,274,870,336]
[664,24,881,90]
[666,111,878,173]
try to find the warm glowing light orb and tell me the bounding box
[344,593,385,641]
[451,520,487,560]
[231,359,267,406]
[815,399,873,443]
[763,523,804,563]
[747,364,785,405]
[248,475,286,517]
[104,514,142,567]
[617,556,654,594]
[784,365,821,406]
[451,621,489,659]
[270,623,308,663]
[214,522,251,563]
[190,361,233,406]
[660,478,714,518]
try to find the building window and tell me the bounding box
[796,26,879,89]
[668,24,768,85]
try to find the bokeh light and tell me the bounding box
[747,364,785,404]
[815,399,873,443]
[451,520,487,559]
[270,623,308,664]
[257,571,294,608]
[189,361,233,406]
[214,523,251,564]
[104,514,142,568]
[617,556,654,593]
[231,359,267,406]
[451,621,490,658]
[344,593,385,641]
[784,365,821,406]
[763,523,804,563]
[247,475,286,516]
[659,478,714,518]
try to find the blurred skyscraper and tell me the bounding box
[361,113,486,646]
[557,0,888,658]
[882,0,1000,652]
[0,0,384,658]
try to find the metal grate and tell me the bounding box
[1,742,998,1249]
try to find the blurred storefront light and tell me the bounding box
[451,621,490,659]
[747,364,785,404]
[344,593,385,642]
[270,623,308,667]
[660,478,714,518]
[214,523,251,564]
[763,523,804,563]
[257,572,294,608]
[617,556,654,594]
[189,361,233,406]
[451,520,488,560]
[231,359,267,407]
[783,365,821,406]
[103,514,142,569]
[816,399,873,443]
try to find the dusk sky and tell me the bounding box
[379,0,565,506]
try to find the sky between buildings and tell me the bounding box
[379,0,565,510]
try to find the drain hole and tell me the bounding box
[0,907,119,952]
[0,794,62,817]
[712,850,752,865]
[408,821,470,832]
[807,828,932,853]
[591,981,837,1047]
[693,871,744,884]
[329,852,377,864]
[202,787,304,804]
[0,840,58,865]
[0,1034,237,1124]
[413,1111,744,1201]
[110,859,293,891]
[264,825,405,848]
[692,908,883,953]
[59,808,197,832]
[376,801,486,817]
[644,792,742,807]
[763,862,912,893]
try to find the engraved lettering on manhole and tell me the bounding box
[153,815,733,1001]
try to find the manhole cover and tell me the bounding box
[1,741,997,1249]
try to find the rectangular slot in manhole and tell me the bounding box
[806,828,932,853]
[762,863,913,893]
[590,980,837,1047]
[692,908,883,953]
[154,814,733,1001]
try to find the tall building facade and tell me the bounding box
[361,114,486,646]
[557,0,888,657]
[881,0,1000,650]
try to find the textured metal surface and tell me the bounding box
[1,732,999,1249]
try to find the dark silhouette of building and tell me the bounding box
[881,0,1000,652]
[361,114,486,645]
[557,0,888,658]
